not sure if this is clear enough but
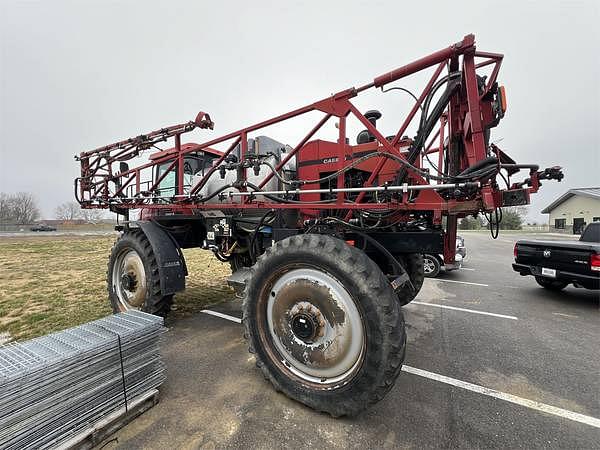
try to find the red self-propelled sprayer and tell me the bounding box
[75,35,563,416]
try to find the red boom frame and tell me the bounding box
[75,34,562,262]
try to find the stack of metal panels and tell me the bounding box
[0,310,165,450]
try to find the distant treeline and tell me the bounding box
[459,207,528,230]
[1,193,107,225]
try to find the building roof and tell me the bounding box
[541,187,600,214]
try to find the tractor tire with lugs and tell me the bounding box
[107,230,173,317]
[242,234,406,417]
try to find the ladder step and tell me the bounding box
[227,268,252,294]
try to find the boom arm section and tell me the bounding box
[75,34,562,231]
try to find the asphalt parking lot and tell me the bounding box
[106,232,599,449]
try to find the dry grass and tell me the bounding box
[0,235,233,341]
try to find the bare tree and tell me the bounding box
[54,201,105,222]
[55,201,81,221]
[0,193,11,223]
[80,208,104,223]
[7,192,41,224]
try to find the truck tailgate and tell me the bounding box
[515,240,597,276]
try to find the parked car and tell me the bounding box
[423,235,467,277]
[30,224,57,232]
[512,222,600,291]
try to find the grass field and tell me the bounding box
[0,235,232,342]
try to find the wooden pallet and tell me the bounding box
[56,389,159,450]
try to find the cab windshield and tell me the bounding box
[156,158,201,197]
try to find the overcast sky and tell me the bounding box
[1,0,598,222]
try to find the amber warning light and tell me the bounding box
[498,85,507,115]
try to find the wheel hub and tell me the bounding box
[424,258,435,273]
[289,301,326,342]
[290,314,315,340]
[112,249,147,310]
[120,273,137,291]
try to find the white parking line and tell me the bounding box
[432,278,488,287]
[552,312,579,319]
[460,267,476,271]
[200,309,599,429]
[410,301,518,320]
[402,366,600,429]
[200,310,242,323]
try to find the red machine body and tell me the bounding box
[296,138,414,218]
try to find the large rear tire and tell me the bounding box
[242,234,406,417]
[107,230,173,317]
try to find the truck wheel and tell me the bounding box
[242,234,406,417]
[107,230,173,317]
[394,253,424,305]
[423,254,441,278]
[535,276,568,291]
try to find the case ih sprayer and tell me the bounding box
[75,35,562,416]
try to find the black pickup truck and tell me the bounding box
[513,222,600,291]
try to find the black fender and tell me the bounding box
[133,221,187,295]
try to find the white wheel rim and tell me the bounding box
[266,268,365,386]
[112,249,147,311]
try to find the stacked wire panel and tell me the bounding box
[0,310,165,450]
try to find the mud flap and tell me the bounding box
[134,221,187,295]
[390,272,411,291]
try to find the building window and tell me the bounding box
[593,217,600,222]
[555,218,566,229]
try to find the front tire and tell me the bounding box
[535,276,567,291]
[107,230,173,317]
[242,234,406,417]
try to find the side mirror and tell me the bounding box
[119,162,129,173]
